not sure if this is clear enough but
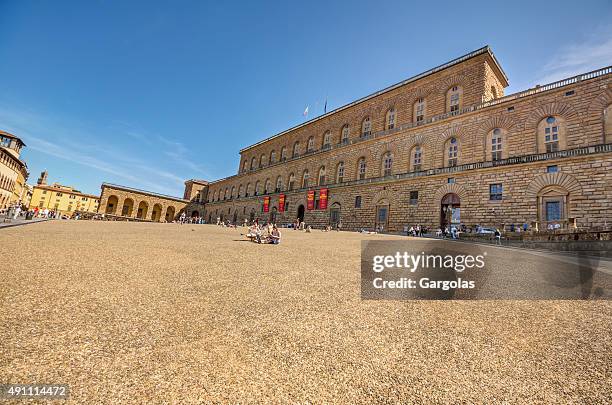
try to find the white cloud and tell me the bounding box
[0,107,206,196]
[536,32,612,85]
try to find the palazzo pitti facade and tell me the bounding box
[105,46,612,231]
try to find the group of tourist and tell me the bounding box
[178,212,205,225]
[245,221,282,244]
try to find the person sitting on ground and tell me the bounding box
[305,225,312,233]
[268,225,282,244]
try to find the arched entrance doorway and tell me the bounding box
[329,202,341,228]
[191,210,199,218]
[151,203,162,222]
[137,201,148,219]
[165,206,176,222]
[121,198,134,216]
[249,209,255,223]
[297,204,305,222]
[440,193,460,228]
[105,195,118,214]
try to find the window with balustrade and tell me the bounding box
[414,98,425,123]
[537,116,566,153]
[382,152,392,176]
[318,166,326,185]
[281,147,287,161]
[250,157,257,170]
[385,108,396,130]
[254,181,260,196]
[306,137,314,152]
[270,150,276,164]
[341,125,350,144]
[302,170,310,188]
[358,158,366,180]
[411,145,422,172]
[447,86,462,113]
[245,183,251,197]
[275,176,282,192]
[490,128,504,161]
[288,173,295,190]
[293,142,300,157]
[361,117,371,138]
[322,131,331,149]
[445,137,459,167]
[336,162,344,183]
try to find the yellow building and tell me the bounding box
[0,130,28,209]
[30,172,100,216]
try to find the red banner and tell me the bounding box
[263,196,270,213]
[278,194,285,212]
[319,188,328,210]
[307,190,315,210]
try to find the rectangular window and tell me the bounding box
[355,196,362,208]
[490,184,503,201]
[409,191,418,205]
[447,178,455,184]
[546,201,561,221]
[547,165,558,173]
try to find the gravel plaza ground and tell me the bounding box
[1,221,611,404]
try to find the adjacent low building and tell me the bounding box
[30,171,99,216]
[98,183,190,222]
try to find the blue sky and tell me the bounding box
[1,0,611,196]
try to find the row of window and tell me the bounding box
[0,174,15,191]
[1,149,23,172]
[211,118,570,201]
[242,87,466,172]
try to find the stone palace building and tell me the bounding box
[102,46,612,231]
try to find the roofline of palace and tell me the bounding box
[239,45,507,153]
[101,182,189,203]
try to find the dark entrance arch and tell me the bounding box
[440,193,460,228]
[297,204,305,222]
[232,212,238,224]
[329,202,341,228]
[191,210,199,218]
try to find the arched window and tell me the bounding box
[318,166,326,185]
[447,86,463,113]
[265,179,272,194]
[250,157,257,170]
[281,146,287,161]
[242,161,248,173]
[341,125,350,144]
[254,181,260,196]
[230,186,235,199]
[322,131,331,149]
[238,184,243,197]
[537,116,566,153]
[445,137,459,167]
[382,152,393,176]
[270,150,276,164]
[385,108,396,130]
[361,117,371,138]
[224,188,229,200]
[488,128,505,161]
[275,176,282,192]
[246,183,251,197]
[491,86,498,99]
[336,162,345,183]
[357,157,366,180]
[307,136,315,152]
[410,145,423,172]
[288,173,295,190]
[302,170,310,188]
[293,142,300,157]
[414,98,426,123]
[605,104,612,142]
[260,154,266,167]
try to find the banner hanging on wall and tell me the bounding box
[278,194,285,212]
[319,188,328,210]
[263,196,270,213]
[307,190,315,210]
